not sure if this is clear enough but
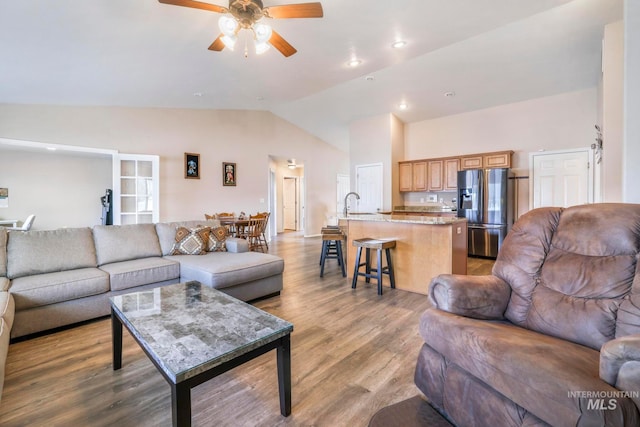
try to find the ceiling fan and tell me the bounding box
[158,0,324,57]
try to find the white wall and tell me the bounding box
[624,0,640,203]
[0,105,348,234]
[0,148,111,230]
[601,20,624,202]
[349,113,398,212]
[405,88,599,214]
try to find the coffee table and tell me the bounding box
[110,281,293,426]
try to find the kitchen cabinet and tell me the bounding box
[399,162,413,192]
[427,160,443,191]
[399,160,427,192]
[444,158,460,191]
[413,161,428,191]
[461,151,512,169]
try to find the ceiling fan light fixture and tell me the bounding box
[219,15,239,36]
[255,41,271,55]
[220,34,237,50]
[391,40,407,49]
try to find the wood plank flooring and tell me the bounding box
[0,232,494,427]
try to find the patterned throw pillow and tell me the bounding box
[207,226,228,252]
[170,226,210,255]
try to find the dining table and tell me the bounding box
[217,217,250,237]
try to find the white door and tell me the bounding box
[530,149,593,209]
[283,177,297,230]
[355,163,383,213]
[112,154,160,224]
[336,174,350,214]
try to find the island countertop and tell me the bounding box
[340,213,465,225]
[339,215,467,295]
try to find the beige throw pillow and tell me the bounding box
[171,227,210,255]
[207,226,228,252]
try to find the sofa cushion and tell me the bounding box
[7,228,97,279]
[10,268,110,310]
[0,292,14,331]
[99,257,180,292]
[0,277,8,292]
[156,220,221,256]
[93,224,162,266]
[165,252,284,290]
[420,307,639,427]
[496,204,640,350]
[171,227,210,255]
[0,228,6,277]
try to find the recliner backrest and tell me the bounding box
[493,203,640,350]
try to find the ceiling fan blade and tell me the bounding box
[158,0,228,14]
[270,30,297,57]
[208,34,226,51]
[264,2,323,19]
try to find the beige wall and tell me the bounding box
[404,88,599,214]
[0,105,348,234]
[349,113,402,212]
[0,148,111,230]
[601,20,624,202]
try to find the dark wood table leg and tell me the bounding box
[171,382,192,427]
[277,334,292,416]
[111,307,123,370]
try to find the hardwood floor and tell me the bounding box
[0,232,494,427]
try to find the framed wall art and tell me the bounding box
[223,162,236,186]
[185,153,200,179]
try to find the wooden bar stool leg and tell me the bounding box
[336,240,346,277]
[320,240,328,277]
[385,248,396,289]
[365,248,371,283]
[352,247,362,289]
[377,248,384,295]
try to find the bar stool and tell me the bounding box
[320,228,346,277]
[351,238,396,295]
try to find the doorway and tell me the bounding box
[283,176,298,231]
[529,148,594,209]
[355,163,383,213]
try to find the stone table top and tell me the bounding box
[110,281,293,383]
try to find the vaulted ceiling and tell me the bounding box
[0,0,623,151]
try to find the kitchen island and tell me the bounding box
[340,214,467,295]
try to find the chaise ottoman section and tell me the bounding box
[100,257,180,292]
[165,251,284,301]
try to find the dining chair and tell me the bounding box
[244,218,266,252]
[252,212,270,250]
[8,214,36,231]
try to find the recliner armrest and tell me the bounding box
[429,274,511,320]
[600,335,640,408]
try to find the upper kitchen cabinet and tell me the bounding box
[400,160,428,192]
[444,158,460,191]
[461,151,513,170]
[427,160,444,191]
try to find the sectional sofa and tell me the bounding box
[0,220,284,400]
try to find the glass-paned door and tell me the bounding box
[112,154,160,224]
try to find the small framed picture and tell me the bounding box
[185,153,200,179]
[223,162,236,186]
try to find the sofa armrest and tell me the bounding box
[0,277,8,292]
[600,335,640,408]
[225,237,249,253]
[428,274,511,320]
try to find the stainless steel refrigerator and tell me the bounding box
[457,168,514,258]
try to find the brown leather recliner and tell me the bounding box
[416,203,640,427]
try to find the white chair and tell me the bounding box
[8,214,35,231]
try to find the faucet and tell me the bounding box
[343,192,360,216]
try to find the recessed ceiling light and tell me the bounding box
[391,40,407,49]
[365,75,375,81]
[398,102,409,110]
[444,91,456,97]
[193,92,204,97]
[46,147,57,151]
[347,59,362,67]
